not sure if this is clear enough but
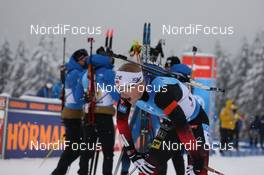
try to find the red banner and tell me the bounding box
[182,54,216,78]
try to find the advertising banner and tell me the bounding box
[4,98,65,159]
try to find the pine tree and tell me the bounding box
[214,41,233,113]
[0,41,14,94]
[10,41,30,97]
[228,39,251,101]
[25,36,60,95]
[238,32,264,116]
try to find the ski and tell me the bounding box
[105,29,109,49]
[142,22,147,63]
[141,22,151,63]
[139,22,152,154]
[109,29,113,49]
[146,23,151,63]
[105,28,114,53]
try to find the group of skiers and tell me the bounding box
[51,48,117,175]
[49,40,211,175]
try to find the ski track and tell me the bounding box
[0,153,264,175]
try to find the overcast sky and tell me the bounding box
[0,0,263,58]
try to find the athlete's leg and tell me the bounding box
[188,108,210,175]
[97,114,115,175]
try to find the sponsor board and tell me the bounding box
[1,97,65,159]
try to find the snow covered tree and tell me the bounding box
[238,32,264,116]
[0,41,14,94]
[227,39,251,101]
[25,36,60,95]
[10,41,30,97]
[214,41,233,113]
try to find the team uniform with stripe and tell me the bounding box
[116,76,210,175]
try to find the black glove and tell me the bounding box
[193,158,205,173]
[178,74,190,83]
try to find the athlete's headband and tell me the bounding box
[115,71,144,87]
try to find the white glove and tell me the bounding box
[186,165,196,175]
[129,152,155,175]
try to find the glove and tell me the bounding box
[186,165,196,175]
[188,139,207,174]
[179,75,190,83]
[128,150,155,175]
[192,157,205,174]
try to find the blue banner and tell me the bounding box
[4,98,65,159]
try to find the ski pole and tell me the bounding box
[38,148,54,168]
[114,111,140,175]
[38,135,65,168]
[88,136,98,175]
[205,166,225,175]
[113,149,124,175]
[92,137,100,175]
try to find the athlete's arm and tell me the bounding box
[116,98,155,174]
[116,99,135,149]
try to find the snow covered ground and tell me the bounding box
[1,153,264,175]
